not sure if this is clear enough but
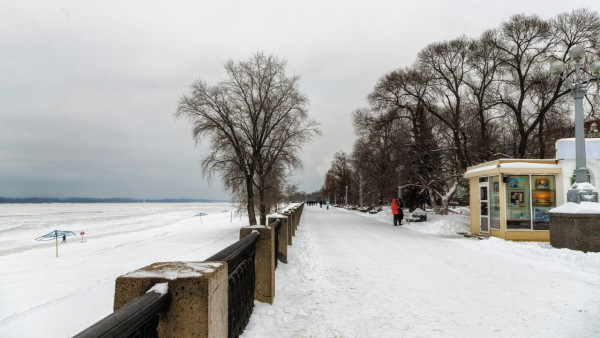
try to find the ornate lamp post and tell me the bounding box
[549,46,600,203]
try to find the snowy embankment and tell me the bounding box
[1,203,599,337]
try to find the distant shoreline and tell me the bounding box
[0,197,231,204]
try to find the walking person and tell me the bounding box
[326,199,330,210]
[392,198,404,226]
[398,199,404,225]
[62,234,66,243]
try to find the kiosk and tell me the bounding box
[464,138,600,242]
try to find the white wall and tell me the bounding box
[555,138,600,199]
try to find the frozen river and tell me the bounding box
[0,202,241,337]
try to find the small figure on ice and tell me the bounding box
[62,234,66,243]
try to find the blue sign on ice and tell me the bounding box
[35,230,77,241]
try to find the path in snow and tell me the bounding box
[243,206,600,337]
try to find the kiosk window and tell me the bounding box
[506,176,530,230]
[531,175,556,231]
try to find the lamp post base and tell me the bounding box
[566,184,599,204]
[550,212,600,252]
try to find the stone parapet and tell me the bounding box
[282,211,294,245]
[114,261,228,337]
[240,225,275,304]
[267,214,289,263]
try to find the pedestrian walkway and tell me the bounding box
[243,206,600,337]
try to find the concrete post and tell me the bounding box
[267,214,289,263]
[292,208,299,231]
[298,203,304,222]
[283,210,295,240]
[288,209,295,234]
[295,204,303,225]
[114,261,228,337]
[240,225,275,304]
[294,207,300,229]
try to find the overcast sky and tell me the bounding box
[1,1,598,200]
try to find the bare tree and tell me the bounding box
[366,68,444,210]
[351,109,400,205]
[464,32,505,161]
[176,52,319,225]
[418,37,475,169]
[339,8,599,215]
[322,152,355,205]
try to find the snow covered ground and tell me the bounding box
[246,206,600,337]
[0,203,599,337]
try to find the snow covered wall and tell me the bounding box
[556,138,600,160]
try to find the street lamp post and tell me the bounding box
[345,185,348,205]
[550,45,600,203]
[359,173,364,208]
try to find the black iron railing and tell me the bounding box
[206,232,259,338]
[74,284,171,338]
[270,219,281,269]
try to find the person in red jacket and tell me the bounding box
[391,198,404,226]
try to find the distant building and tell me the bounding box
[585,119,600,138]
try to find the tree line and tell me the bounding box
[318,9,600,214]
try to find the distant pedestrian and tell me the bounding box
[392,198,404,226]
[62,234,66,243]
[319,200,323,208]
[398,199,404,224]
[326,199,330,210]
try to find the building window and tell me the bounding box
[531,175,556,231]
[489,176,501,230]
[506,175,530,230]
[505,174,556,231]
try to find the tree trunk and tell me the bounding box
[246,178,257,225]
[258,181,267,225]
[538,117,546,158]
[517,132,528,158]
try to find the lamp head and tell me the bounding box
[569,46,585,62]
[549,60,565,76]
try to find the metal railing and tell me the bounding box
[73,211,291,338]
[206,232,259,338]
[74,285,171,338]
